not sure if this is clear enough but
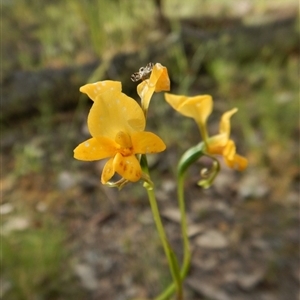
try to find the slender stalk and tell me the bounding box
[155,143,205,300]
[177,173,191,277]
[176,143,205,275]
[154,174,191,300]
[141,155,182,300]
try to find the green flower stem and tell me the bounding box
[154,143,206,300]
[141,155,183,300]
[177,142,206,274]
[177,173,190,278]
[154,177,190,300]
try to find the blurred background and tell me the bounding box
[1,0,299,299]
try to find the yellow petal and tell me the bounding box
[88,90,145,138]
[206,133,228,155]
[219,108,238,136]
[73,137,117,161]
[164,93,185,111]
[115,131,132,148]
[151,63,170,92]
[222,140,248,171]
[131,131,166,154]
[165,93,213,125]
[113,153,142,182]
[79,81,122,101]
[137,80,154,112]
[222,139,236,161]
[101,157,115,183]
[137,80,148,100]
[137,63,170,111]
[224,154,248,171]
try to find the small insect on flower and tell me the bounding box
[131,62,154,82]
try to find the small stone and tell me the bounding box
[57,171,77,190]
[193,256,218,271]
[161,208,181,223]
[74,263,98,290]
[0,203,14,215]
[187,278,231,300]
[157,179,176,201]
[188,224,205,238]
[238,172,269,199]
[36,202,48,212]
[196,229,229,249]
[2,217,29,235]
[161,179,176,193]
[237,270,265,290]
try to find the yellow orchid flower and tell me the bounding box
[137,63,170,112]
[164,93,247,171]
[206,108,248,171]
[74,88,166,183]
[164,93,213,142]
